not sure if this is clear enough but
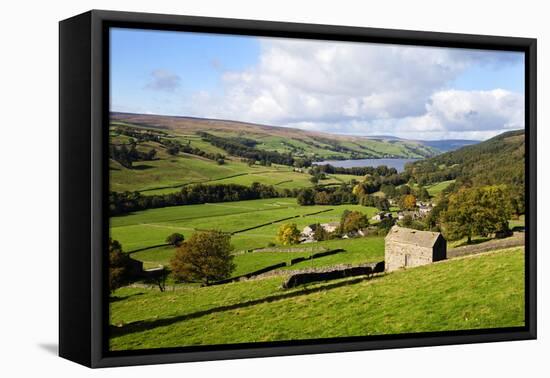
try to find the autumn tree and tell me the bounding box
[340,210,369,234]
[165,232,185,246]
[277,223,301,245]
[400,194,417,210]
[314,191,331,205]
[441,185,512,243]
[170,230,235,285]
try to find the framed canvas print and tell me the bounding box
[59,10,537,368]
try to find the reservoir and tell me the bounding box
[314,158,420,172]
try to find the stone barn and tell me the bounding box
[384,225,446,272]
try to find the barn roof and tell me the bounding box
[385,225,442,248]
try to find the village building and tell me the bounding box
[371,212,392,221]
[321,222,340,233]
[418,204,433,216]
[397,210,419,220]
[384,225,447,272]
[301,222,340,243]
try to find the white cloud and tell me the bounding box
[182,39,523,140]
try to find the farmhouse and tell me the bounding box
[301,222,341,243]
[384,225,446,272]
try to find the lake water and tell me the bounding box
[314,158,420,172]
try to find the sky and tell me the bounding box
[110,27,525,141]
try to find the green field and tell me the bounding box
[112,198,384,279]
[109,121,432,194]
[131,236,384,275]
[111,198,379,252]
[110,247,524,350]
[426,180,455,196]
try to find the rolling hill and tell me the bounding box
[407,129,525,188]
[111,112,442,160]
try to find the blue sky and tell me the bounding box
[110,27,525,140]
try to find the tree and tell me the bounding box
[380,184,397,198]
[170,230,235,285]
[377,217,395,234]
[310,175,319,184]
[417,186,430,201]
[401,194,417,210]
[277,223,301,245]
[314,191,331,205]
[398,185,412,196]
[441,185,512,243]
[340,211,369,234]
[165,232,185,246]
[313,224,329,241]
[400,214,414,228]
[109,238,131,292]
[297,188,315,206]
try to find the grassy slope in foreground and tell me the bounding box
[110,247,524,350]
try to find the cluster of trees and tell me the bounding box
[441,185,512,242]
[162,139,225,161]
[114,125,166,143]
[170,230,235,285]
[359,195,390,211]
[404,130,525,214]
[297,186,357,206]
[310,164,398,177]
[110,144,157,168]
[113,125,225,162]
[198,131,296,166]
[396,185,514,244]
[109,182,291,215]
[277,209,371,245]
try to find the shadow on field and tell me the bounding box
[110,292,144,303]
[110,275,381,338]
[132,164,154,170]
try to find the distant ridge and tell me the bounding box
[111,112,476,159]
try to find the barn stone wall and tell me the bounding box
[385,240,433,272]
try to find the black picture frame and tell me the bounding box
[59,9,537,368]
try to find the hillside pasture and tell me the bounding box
[112,198,383,279]
[426,180,455,196]
[111,198,379,252]
[110,247,524,350]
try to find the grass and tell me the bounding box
[131,237,385,277]
[426,180,455,196]
[110,123,369,194]
[110,247,524,350]
[117,197,385,277]
[109,121,443,194]
[111,198,379,252]
[509,214,525,229]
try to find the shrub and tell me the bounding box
[165,232,185,246]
